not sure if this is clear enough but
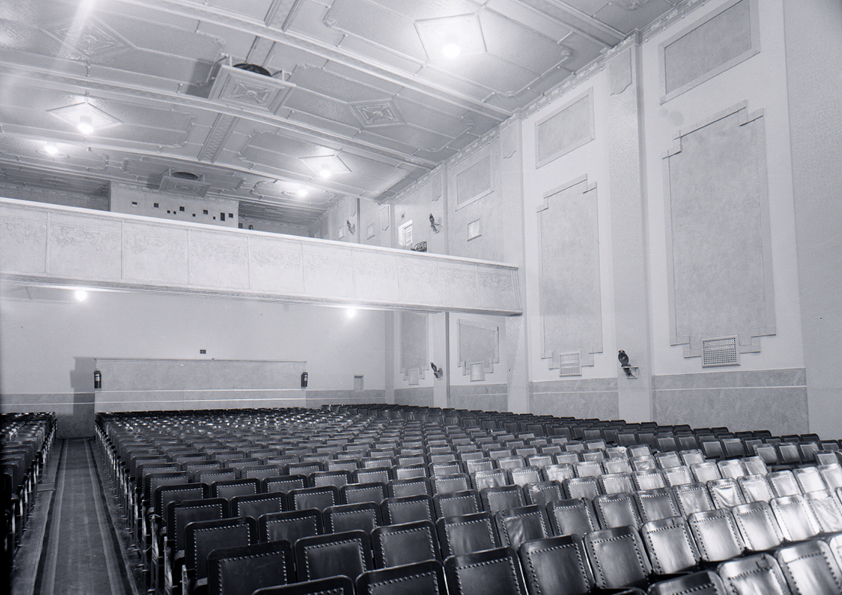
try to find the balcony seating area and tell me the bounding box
[94,404,842,595]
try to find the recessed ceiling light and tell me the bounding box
[345,307,357,319]
[319,167,332,179]
[442,42,461,59]
[43,144,59,155]
[74,289,88,302]
[296,186,309,198]
[77,116,94,135]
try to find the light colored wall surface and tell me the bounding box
[530,378,619,420]
[0,290,385,436]
[653,368,807,435]
[784,0,842,438]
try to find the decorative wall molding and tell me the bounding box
[663,101,774,359]
[659,0,759,103]
[537,175,603,373]
[400,311,428,383]
[457,318,500,376]
[535,88,595,168]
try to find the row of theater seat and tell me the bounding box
[95,406,842,594]
[1,413,56,564]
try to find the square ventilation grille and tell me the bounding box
[702,336,739,367]
[469,362,485,382]
[558,352,581,376]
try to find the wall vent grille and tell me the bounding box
[702,336,739,367]
[558,352,581,376]
[469,362,485,382]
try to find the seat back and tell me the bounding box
[386,477,431,498]
[339,481,386,505]
[287,485,339,512]
[518,534,595,595]
[738,474,775,503]
[263,475,307,495]
[593,492,642,530]
[371,520,440,568]
[640,516,700,575]
[770,494,822,541]
[167,497,229,553]
[598,472,634,495]
[252,576,353,595]
[562,476,600,500]
[472,469,509,491]
[258,509,322,545]
[793,466,828,493]
[730,501,784,552]
[717,553,791,595]
[647,570,727,595]
[380,494,434,525]
[523,481,563,507]
[154,483,208,520]
[583,526,652,590]
[806,489,842,533]
[632,470,666,491]
[481,484,526,512]
[494,505,551,551]
[436,512,500,558]
[707,478,746,509]
[323,502,381,533]
[211,478,260,500]
[691,462,722,484]
[443,547,527,595]
[542,463,575,483]
[293,530,371,582]
[768,470,802,498]
[433,489,481,518]
[356,560,446,595]
[663,466,694,487]
[775,539,842,595]
[185,517,256,584]
[207,541,294,595]
[547,498,599,538]
[687,509,745,563]
[231,492,285,520]
[431,473,471,495]
[672,483,714,517]
[634,488,680,523]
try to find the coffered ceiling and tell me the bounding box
[0,0,683,226]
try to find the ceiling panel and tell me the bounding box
[0,0,687,227]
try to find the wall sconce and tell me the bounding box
[618,350,639,379]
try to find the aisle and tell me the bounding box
[14,439,135,595]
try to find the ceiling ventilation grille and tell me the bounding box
[558,353,581,376]
[702,336,739,367]
[159,169,210,196]
[209,58,295,112]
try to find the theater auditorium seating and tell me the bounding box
[2,413,56,572]
[93,405,842,595]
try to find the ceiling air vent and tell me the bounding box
[233,63,272,76]
[209,57,295,112]
[159,169,210,197]
[702,336,739,367]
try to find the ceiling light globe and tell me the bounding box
[319,168,332,179]
[442,43,461,59]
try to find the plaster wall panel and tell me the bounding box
[302,241,355,300]
[451,384,508,412]
[352,249,400,303]
[457,319,500,375]
[394,387,434,407]
[530,378,619,420]
[660,0,759,101]
[653,368,807,434]
[396,256,442,307]
[247,235,306,294]
[663,102,774,357]
[47,211,122,281]
[535,88,595,167]
[188,228,250,289]
[478,268,518,312]
[642,0,802,376]
[0,202,47,274]
[122,221,189,285]
[400,311,428,382]
[538,176,603,371]
[440,264,479,309]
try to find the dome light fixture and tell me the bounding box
[77,116,94,135]
[442,42,461,59]
[43,144,59,156]
[74,289,88,302]
[318,167,332,179]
